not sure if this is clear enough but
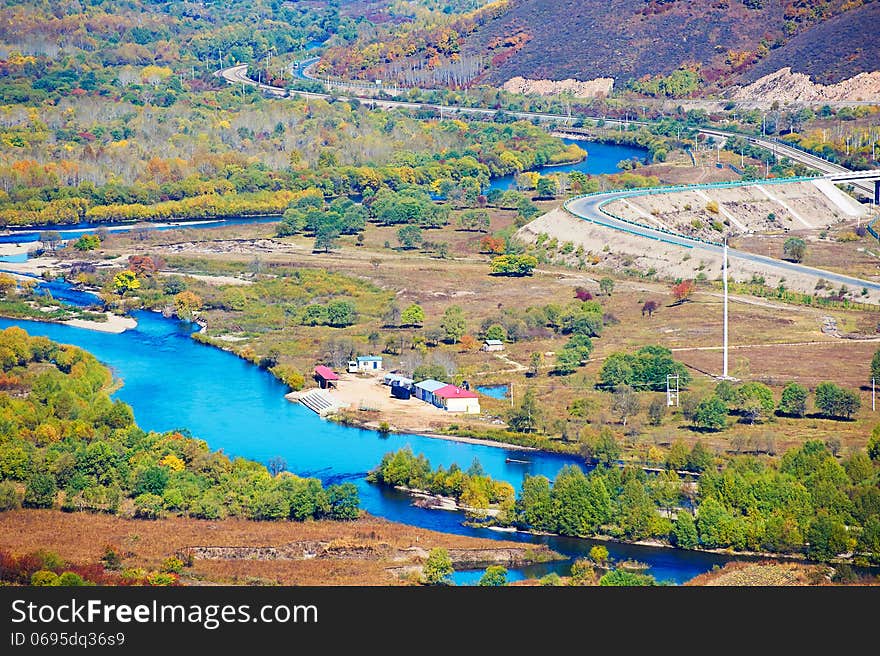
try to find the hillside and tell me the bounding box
[456,0,877,89]
[742,2,880,85]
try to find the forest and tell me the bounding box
[371,440,880,564]
[0,327,360,523]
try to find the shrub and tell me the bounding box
[0,481,22,511]
[31,570,59,586]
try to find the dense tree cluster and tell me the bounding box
[599,345,691,391]
[368,447,515,520]
[373,438,880,563]
[0,328,359,522]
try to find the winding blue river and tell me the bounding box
[487,139,648,191]
[0,310,742,584]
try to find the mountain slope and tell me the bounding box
[742,2,880,85]
[459,0,877,87]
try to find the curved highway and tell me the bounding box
[217,64,880,293]
[565,181,880,292]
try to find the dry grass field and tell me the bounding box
[0,510,559,586]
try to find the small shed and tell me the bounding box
[414,379,447,406]
[390,383,412,400]
[350,355,383,373]
[384,373,414,390]
[481,339,504,352]
[433,384,481,414]
[314,365,339,389]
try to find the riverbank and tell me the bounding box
[0,509,562,586]
[63,312,137,333]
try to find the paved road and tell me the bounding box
[218,64,880,293]
[565,183,880,292]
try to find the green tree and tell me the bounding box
[872,348,880,382]
[590,429,621,466]
[133,466,169,496]
[397,224,423,249]
[599,277,615,296]
[478,565,508,586]
[326,301,357,327]
[672,511,699,548]
[484,324,506,341]
[692,397,727,431]
[489,254,538,276]
[507,387,542,433]
[599,569,656,586]
[314,223,340,252]
[783,237,806,262]
[807,512,849,560]
[412,363,447,383]
[737,382,774,424]
[686,441,714,472]
[440,305,466,343]
[56,572,85,586]
[553,348,583,375]
[400,303,425,327]
[814,382,861,420]
[422,548,453,585]
[133,493,164,519]
[517,474,555,532]
[24,472,57,508]
[778,382,808,417]
[528,352,543,377]
[868,424,880,461]
[535,176,558,199]
[326,483,360,520]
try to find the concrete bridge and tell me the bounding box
[825,169,880,203]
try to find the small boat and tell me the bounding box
[505,457,531,464]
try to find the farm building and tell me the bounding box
[390,383,412,400]
[413,379,447,406]
[313,365,339,389]
[481,339,504,352]
[383,373,414,389]
[348,355,383,373]
[433,385,481,414]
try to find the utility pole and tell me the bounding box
[722,240,729,379]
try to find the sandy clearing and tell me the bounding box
[293,371,506,434]
[63,312,137,333]
[0,242,35,257]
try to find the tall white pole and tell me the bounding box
[723,241,729,379]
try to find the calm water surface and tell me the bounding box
[0,311,742,584]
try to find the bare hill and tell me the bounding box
[461,0,876,88]
[742,2,880,85]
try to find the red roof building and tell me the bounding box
[433,385,478,399]
[432,384,481,414]
[314,365,339,389]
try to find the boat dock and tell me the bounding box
[286,388,349,416]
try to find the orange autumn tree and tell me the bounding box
[671,279,696,304]
[459,334,478,351]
